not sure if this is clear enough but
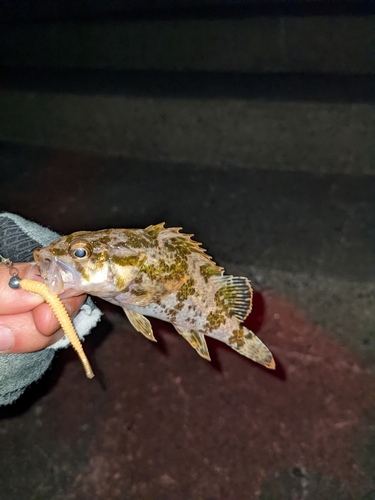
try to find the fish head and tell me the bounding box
[33,230,134,298]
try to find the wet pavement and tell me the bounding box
[0,142,374,499]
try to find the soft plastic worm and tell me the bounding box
[19,279,95,379]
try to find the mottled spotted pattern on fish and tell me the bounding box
[34,224,275,369]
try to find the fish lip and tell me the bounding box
[36,255,78,295]
[38,262,64,294]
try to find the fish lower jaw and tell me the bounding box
[44,274,77,296]
[44,278,65,295]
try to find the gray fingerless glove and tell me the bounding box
[0,213,102,405]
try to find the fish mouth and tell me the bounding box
[34,248,78,296]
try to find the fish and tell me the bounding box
[33,224,275,369]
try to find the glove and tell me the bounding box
[0,213,102,405]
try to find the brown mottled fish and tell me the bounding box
[34,224,275,369]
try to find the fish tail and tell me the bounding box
[225,325,275,370]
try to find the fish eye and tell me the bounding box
[74,248,87,258]
[69,240,92,259]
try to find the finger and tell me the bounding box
[0,311,64,353]
[0,263,45,314]
[32,294,87,336]
[0,292,87,352]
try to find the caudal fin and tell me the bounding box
[226,326,275,369]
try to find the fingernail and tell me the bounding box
[0,327,13,352]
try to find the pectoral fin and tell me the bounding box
[174,326,211,361]
[123,308,156,342]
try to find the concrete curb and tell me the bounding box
[1,90,374,175]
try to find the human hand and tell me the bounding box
[0,263,87,353]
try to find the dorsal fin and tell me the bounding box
[212,275,253,323]
[160,228,219,267]
[144,222,166,236]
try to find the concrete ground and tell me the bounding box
[0,142,374,499]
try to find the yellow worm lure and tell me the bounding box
[0,253,95,379]
[19,279,95,379]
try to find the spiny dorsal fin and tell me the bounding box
[144,222,166,236]
[160,227,219,267]
[212,275,253,323]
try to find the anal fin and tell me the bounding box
[174,326,211,361]
[123,308,156,342]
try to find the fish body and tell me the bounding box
[34,224,275,369]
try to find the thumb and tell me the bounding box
[0,263,45,315]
